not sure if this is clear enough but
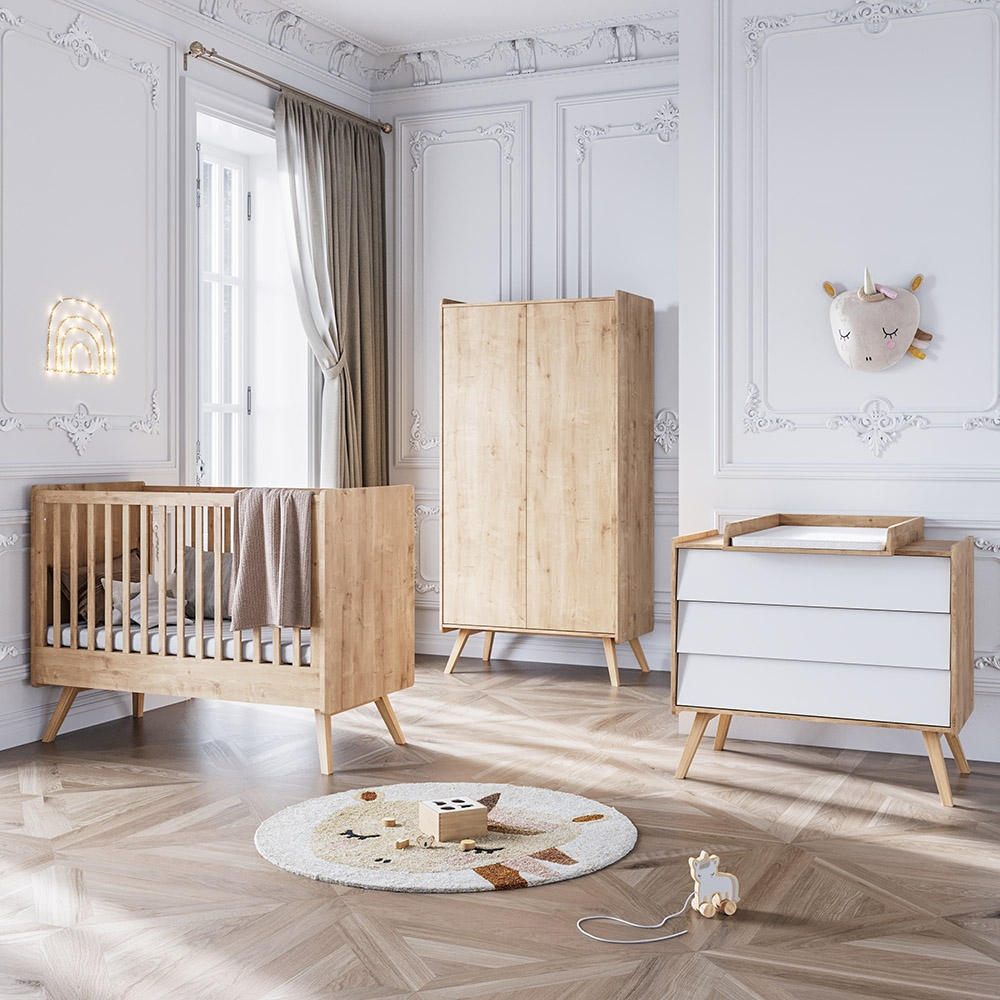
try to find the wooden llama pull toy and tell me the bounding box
[689,850,739,918]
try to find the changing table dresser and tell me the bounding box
[671,514,974,806]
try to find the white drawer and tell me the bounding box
[675,548,950,613]
[675,652,951,727]
[675,601,951,670]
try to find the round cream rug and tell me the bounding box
[255,782,637,893]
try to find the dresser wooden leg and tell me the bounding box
[602,638,621,687]
[676,712,716,779]
[42,686,86,743]
[375,695,406,746]
[628,637,650,673]
[482,631,495,663]
[922,731,954,807]
[444,629,476,674]
[713,714,732,751]
[944,732,971,775]
[132,693,145,718]
[315,711,334,775]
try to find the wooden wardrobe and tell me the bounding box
[440,290,654,685]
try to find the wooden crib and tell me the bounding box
[30,482,415,774]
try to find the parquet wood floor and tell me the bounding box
[1,656,998,999]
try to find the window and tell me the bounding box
[195,112,314,488]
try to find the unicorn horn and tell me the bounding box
[863,267,876,296]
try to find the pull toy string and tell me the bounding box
[577,892,695,944]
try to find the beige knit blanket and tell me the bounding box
[230,488,313,630]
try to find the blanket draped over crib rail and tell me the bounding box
[29,482,415,774]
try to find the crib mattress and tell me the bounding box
[45,623,313,666]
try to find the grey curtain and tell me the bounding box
[275,88,389,488]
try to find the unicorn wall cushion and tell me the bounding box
[823,268,932,371]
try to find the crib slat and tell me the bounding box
[104,504,113,644]
[157,505,167,658]
[52,505,62,649]
[214,506,223,661]
[121,504,131,658]
[176,505,187,660]
[69,504,79,651]
[253,627,262,665]
[85,505,96,651]
[139,503,149,655]
[194,506,204,658]
[292,628,301,668]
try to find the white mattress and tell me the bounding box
[45,622,312,665]
[730,524,888,551]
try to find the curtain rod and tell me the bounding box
[183,40,393,134]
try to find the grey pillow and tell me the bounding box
[180,546,233,620]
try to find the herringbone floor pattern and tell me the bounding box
[1,656,998,999]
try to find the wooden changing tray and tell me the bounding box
[721,513,924,555]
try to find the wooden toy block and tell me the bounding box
[418,797,488,842]
[460,839,476,851]
[688,850,739,918]
[394,839,409,849]
[381,817,397,827]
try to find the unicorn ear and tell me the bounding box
[910,274,923,291]
[822,281,836,298]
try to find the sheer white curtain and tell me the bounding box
[275,89,388,488]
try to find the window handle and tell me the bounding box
[247,385,252,415]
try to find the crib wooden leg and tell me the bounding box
[132,693,145,719]
[42,687,86,743]
[375,695,406,746]
[482,631,495,663]
[602,638,621,687]
[314,711,334,775]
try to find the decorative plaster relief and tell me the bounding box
[409,128,447,171]
[654,409,679,455]
[0,645,16,661]
[974,536,1000,552]
[48,403,110,456]
[633,100,680,143]
[575,124,611,164]
[409,410,439,452]
[0,532,18,548]
[964,408,1000,430]
[976,654,1000,669]
[743,15,794,67]
[0,418,22,432]
[48,14,109,68]
[826,1,929,32]
[743,383,794,433]
[0,8,23,26]
[129,390,160,434]
[826,397,929,456]
[414,503,441,595]
[129,59,161,108]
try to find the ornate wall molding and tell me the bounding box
[190,1,678,91]
[0,645,17,661]
[743,15,794,66]
[409,129,447,172]
[414,503,441,595]
[964,408,1000,430]
[827,1,928,31]
[826,397,929,457]
[575,124,611,164]
[0,417,22,432]
[743,383,795,433]
[634,100,680,143]
[48,14,109,68]
[654,408,679,455]
[477,122,516,163]
[129,59,161,108]
[0,8,22,26]
[409,409,440,452]
[129,390,161,434]
[0,532,19,549]
[976,654,1000,670]
[48,403,110,456]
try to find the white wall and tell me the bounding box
[680,0,1000,762]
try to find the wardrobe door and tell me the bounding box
[441,303,527,630]
[526,299,617,633]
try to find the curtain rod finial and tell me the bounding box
[184,40,215,71]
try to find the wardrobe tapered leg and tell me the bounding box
[315,711,333,775]
[444,629,476,674]
[375,695,406,746]
[676,712,716,780]
[944,732,971,775]
[922,731,954,807]
[602,638,620,687]
[482,631,495,663]
[713,714,732,752]
[42,687,86,743]
[628,637,650,673]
